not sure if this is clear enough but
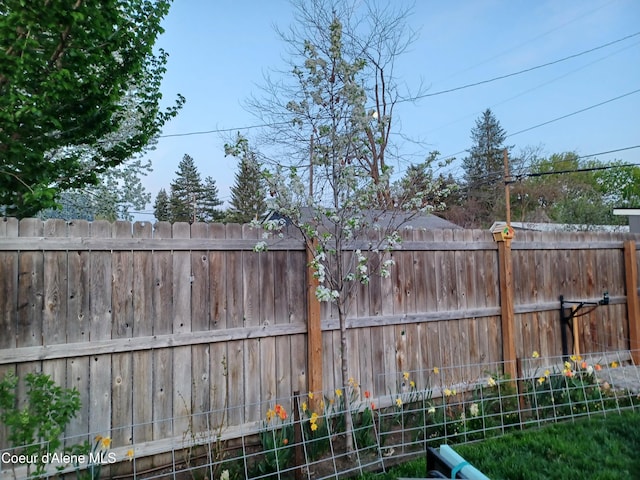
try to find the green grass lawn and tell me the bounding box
[363,410,640,479]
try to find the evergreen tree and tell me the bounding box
[170,154,203,223]
[153,188,171,222]
[461,109,512,226]
[200,176,224,222]
[225,135,267,223]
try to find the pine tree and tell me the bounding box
[200,176,224,222]
[226,145,267,224]
[170,154,202,223]
[461,109,511,226]
[153,188,171,222]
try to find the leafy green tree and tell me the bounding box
[0,0,183,218]
[513,153,636,227]
[461,109,513,227]
[594,160,640,209]
[153,188,171,222]
[225,134,267,223]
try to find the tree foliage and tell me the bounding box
[170,154,202,223]
[39,158,152,221]
[155,154,223,223]
[460,109,514,227]
[0,0,183,218]
[510,153,638,227]
[393,151,458,211]
[249,0,419,205]
[200,176,224,223]
[153,188,171,222]
[224,134,267,224]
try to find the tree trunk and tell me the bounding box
[338,305,354,455]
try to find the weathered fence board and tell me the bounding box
[0,219,639,457]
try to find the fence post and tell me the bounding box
[624,240,640,364]
[306,240,323,397]
[494,230,517,380]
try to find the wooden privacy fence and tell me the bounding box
[1,217,640,452]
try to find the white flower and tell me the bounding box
[470,403,479,417]
[372,110,378,120]
[253,241,267,252]
[316,286,340,302]
[220,470,230,480]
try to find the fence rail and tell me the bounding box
[1,217,639,459]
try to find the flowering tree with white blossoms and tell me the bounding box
[247,4,448,454]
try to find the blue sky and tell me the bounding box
[142,0,640,217]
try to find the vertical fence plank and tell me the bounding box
[172,222,192,436]
[368,268,385,394]
[471,230,489,366]
[88,220,113,436]
[259,242,276,404]
[66,220,90,442]
[152,222,173,440]
[225,224,244,425]
[0,217,18,448]
[190,222,210,431]
[112,221,134,447]
[16,219,44,408]
[208,223,228,426]
[242,224,261,421]
[398,229,418,377]
[42,219,68,414]
[132,221,154,445]
[272,247,290,400]
[422,230,442,372]
[435,229,455,370]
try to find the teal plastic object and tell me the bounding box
[439,445,490,480]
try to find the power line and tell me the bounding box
[511,161,640,183]
[157,32,640,140]
[412,31,640,100]
[437,144,640,186]
[508,89,640,138]
[435,89,640,167]
[159,121,291,138]
[576,145,640,159]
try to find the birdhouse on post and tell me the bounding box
[491,223,515,247]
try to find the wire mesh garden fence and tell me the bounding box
[1,350,639,480]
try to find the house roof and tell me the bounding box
[491,221,629,233]
[267,207,461,230]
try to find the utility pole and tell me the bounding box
[503,148,511,227]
